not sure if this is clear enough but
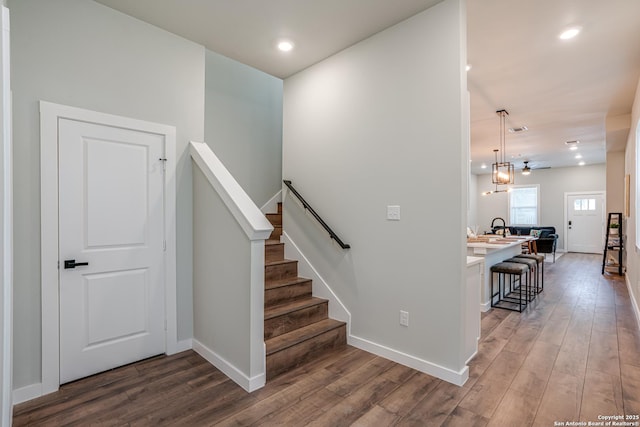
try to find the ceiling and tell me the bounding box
[93,0,640,175]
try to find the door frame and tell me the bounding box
[564,190,606,253]
[40,101,177,395]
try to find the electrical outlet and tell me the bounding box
[387,205,401,221]
[400,310,409,327]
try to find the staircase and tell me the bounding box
[264,203,347,379]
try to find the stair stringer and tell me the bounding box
[260,190,282,215]
[281,231,351,339]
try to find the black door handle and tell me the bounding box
[64,259,89,269]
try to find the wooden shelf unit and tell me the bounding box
[602,212,623,275]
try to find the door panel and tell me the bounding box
[567,193,604,253]
[85,139,149,248]
[59,118,165,384]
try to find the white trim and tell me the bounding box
[625,274,640,332]
[12,383,42,406]
[0,7,11,426]
[260,190,282,214]
[563,191,606,253]
[190,141,273,241]
[349,335,469,386]
[175,339,193,354]
[249,240,266,381]
[39,101,178,397]
[281,231,351,327]
[192,339,265,393]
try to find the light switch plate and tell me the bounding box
[387,205,401,220]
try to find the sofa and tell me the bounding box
[508,226,558,262]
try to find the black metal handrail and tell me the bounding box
[283,180,351,249]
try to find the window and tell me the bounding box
[573,198,596,211]
[508,185,539,225]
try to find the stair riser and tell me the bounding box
[264,302,328,340]
[265,261,298,282]
[265,243,284,262]
[265,281,312,307]
[266,213,282,226]
[266,325,346,380]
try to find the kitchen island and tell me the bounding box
[467,236,532,312]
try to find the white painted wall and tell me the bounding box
[607,150,625,214]
[468,173,478,228]
[475,164,606,249]
[205,50,283,208]
[0,5,10,425]
[10,0,204,390]
[283,0,469,377]
[624,77,640,328]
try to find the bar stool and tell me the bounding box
[490,262,530,312]
[513,253,545,293]
[505,257,537,301]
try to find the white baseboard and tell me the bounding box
[13,383,43,405]
[625,275,640,332]
[480,301,491,313]
[281,231,351,327]
[260,190,282,214]
[349,335,469,386]
[192,339,265,393]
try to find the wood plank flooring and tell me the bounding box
[14,253,640,426]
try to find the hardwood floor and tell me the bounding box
[14,253,640,426]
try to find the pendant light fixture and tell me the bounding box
[522,161,531,175]
[491,109,515,185]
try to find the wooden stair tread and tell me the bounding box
[265,239,282,246]
[265,258,297,267]
[265,276,310,290]
[264,297,326,320]
[266,318,345,356]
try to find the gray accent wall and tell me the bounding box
[205,50,283,208]
[10,0,205,389]
[283,0,469,373]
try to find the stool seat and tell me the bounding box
[515,253,544,263]
[491,262,529,275]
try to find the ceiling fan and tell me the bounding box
[521,160,550,175]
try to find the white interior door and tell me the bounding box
[59,118,166,384]
[567,193,604,253]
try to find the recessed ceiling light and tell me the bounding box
[481,164,487,169]
[559,27,581,40]
[508,126,528,133]
[575,154,582,159]
[277,40,294,52]
[466,64,472,72]
[579,161,585,166]
[565,140,580,150]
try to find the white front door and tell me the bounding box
[58,118,166,384]
[567,193,605,254]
